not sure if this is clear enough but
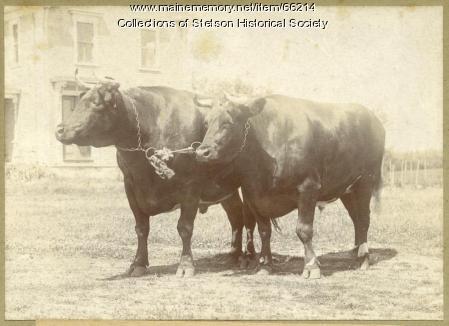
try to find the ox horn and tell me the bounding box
[93,71,116,83]
[92,71,120,89]
[74,68,94,89]
[194,95,214,107]
[223,91,250,106]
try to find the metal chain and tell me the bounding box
[117,95,144,152]
[115,93,202,179]
[238,120,251,153]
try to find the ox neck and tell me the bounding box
[233,128,273,174]
[114,91,151,152]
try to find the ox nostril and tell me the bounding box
[202,149,210,158]
[56,125,65,136]
[196,147,211,161]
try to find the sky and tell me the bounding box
[188,6,443,152]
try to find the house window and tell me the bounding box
[62,95,92,162]
[141,30,158,69]
[12,23,19,64]
[140,29,172,70]
[76,21,94,63]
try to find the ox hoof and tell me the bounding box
[303,258,321,279]
[128,265,147,277]
[358,255,370,270]
[176,255,195,278]
[256,265,273,275]
[355,243,370,270]
[239,253,257,270]
[247,256,258,270]
[176,266,195,278]
[302,267,321,279]
[239,255,249,269]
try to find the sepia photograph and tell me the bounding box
[4,3,443,321]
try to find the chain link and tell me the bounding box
[238,120,251,153]
[117,95,144,152]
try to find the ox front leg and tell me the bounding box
[125,180,150,277]
[220,191,244,265]
[176,199,199,277]
[296,180,320,279]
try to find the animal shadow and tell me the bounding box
[102,247,397,280]
[101,254,240,280]
[271,247,398,277]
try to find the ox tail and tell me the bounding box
[271,217,282,233]
[372,163,383,214]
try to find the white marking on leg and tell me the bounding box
[306,257,316,267]
[358,242,369,257]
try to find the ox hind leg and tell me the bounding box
[240,189,272,274]
[239,201,257,269]
[296,175,321,279]
[297,192,320,279]
[340,177,373,270]
[219,191,257,268]
[124,179,150,277]
[256,214,273,274]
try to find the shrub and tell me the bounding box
[5,164,56,181]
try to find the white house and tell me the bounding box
[4,6,192,168]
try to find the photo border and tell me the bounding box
[1,0,447,325]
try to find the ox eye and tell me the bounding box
[221,122,232,129]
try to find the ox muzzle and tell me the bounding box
[55,123,75,145]
[195,145,218,162]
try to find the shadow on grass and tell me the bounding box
[102,247,397,280]
[274,247,398,277]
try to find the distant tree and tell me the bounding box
[383,149,442,170]
[192,32,222,63]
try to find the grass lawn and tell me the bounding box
[5,177,443,320]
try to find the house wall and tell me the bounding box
[5,6,192,167]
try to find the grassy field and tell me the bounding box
[5,177,443,320]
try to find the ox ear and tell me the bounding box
[243,97,266,117]
[224,93,266,118]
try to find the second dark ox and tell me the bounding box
[196,94,385,278]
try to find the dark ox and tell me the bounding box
[55,79,256,277]
[196,94,385,278]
